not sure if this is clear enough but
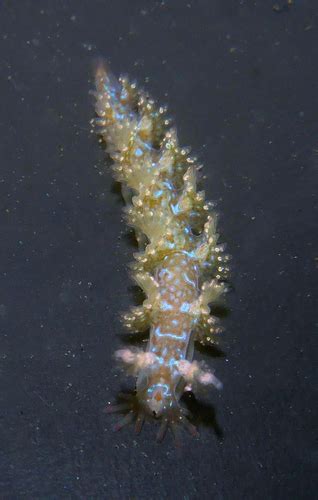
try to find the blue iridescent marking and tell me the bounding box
[175,348,185,358]
[159,268,174,281]
[171,203,181,215]
[162,180,174,191]
[138,140,152,151]
[134,147,143,157]
[153,189,163,198]
[147,383,171,396]
[168,357,177,367]
[154,326,187,341]
[163,241,176,250]
[182,272,196,288]
[120,88,128,100]
[115,112,124,121]
[103,84,117,100]
[160,300,173,311]
[186,248,200,259]
[180,302,190,313]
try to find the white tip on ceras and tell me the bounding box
[133,272,160,300]
[115,348,157,375]
[189,279,226,318]
[115,349,223,391]
[177,360,223,391]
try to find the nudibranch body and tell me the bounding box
[91,63,230,440]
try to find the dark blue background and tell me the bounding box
[0,1,316,498]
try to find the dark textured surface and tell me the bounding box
[0,1,317,498]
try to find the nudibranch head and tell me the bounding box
[135,363,179,418]
[138,381,175,418]
[135,376,199,442]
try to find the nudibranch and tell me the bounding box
[91,62,230,441]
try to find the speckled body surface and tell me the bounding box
[92,62,229,437]
[140,253,199,409]
[151,252,199,365]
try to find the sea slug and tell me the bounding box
[91,62,230,441]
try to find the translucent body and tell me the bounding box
[136,252,199,416]
[92,62,229,438]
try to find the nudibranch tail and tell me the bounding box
[92,61,230,441]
